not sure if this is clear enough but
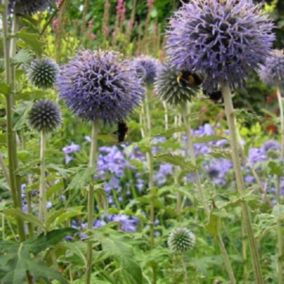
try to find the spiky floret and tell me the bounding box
[166,0,274,92]
[57,50,145,123]
[9,0,54,15]
[258,49,284,87]
[168,228,195,253]
[155,64,201,105]
[28,59,58,89]
[28,100,61,133]
[132,55,161,85]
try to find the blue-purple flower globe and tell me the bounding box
[9,0,54,15]
[133,55,161,85]
[166,0,274,92]
[57,50,145,123]
[258,50,284,88]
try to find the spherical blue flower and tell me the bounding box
[166,0,275,92]
[9,0,54,15]
[258,50,284,87]
[57,50,144,123]
[132,55,161,85]
[168,228,195,253]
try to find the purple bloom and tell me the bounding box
[57,50,144,123]
[248,147,266,165]
[205,159,232,186]
[63,143,80,155]
[132,55,161,85]
[259,50,284,87]
[262,140,280,153]
[166,0,275,92]
[9,0,54,15]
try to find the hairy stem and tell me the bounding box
[39,131,47,226]
[217,231,236,284]
[86,121,99,284]
[222,84,263,284]
[276,86,283,284]
[163,101,169,131]
[2,1,25,241]
[143,88,156,284]
[182,256,189,284]
[182,103,209,215]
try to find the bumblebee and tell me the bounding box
[177,71,203,88]
[203,89,223,103]
[116,121,128,143]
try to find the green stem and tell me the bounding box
[86,121,99,284]
[39,131,47,227]
[217,231,236,284]
[182,256,189,284]
[0,152,10,187]
[276,86,283,284]
[143,88,156,284]
[163,101,169,131]
[2,0,25,241]
[182,103,209,215]
[222,84,263,284]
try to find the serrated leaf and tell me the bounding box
[4,208,43,228]
[67,166,97,190]
[17,31,43,55]
[25,228,77,254]
[193,135,226,143]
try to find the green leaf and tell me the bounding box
[67,166,97,190]
[4,208,44,228]
[156,153,197,172]
[0,82,11,96]
[206,211,220,237]
[192,135,226,143]
[25,228,77,254]
[17,31,43,55]
[12,49,33,65]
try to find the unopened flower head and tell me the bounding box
[166,0,274,92]
[28,100,61,133]
[259,50,284,87]
[57,50,144,123]
[168,228,195,253]
[155,64,202,105]
[9,0,54,15]
[133,55,161,85]
[28,58,58,89]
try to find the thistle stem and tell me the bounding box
[217,231,236,284]
[2,1,25,241]
[163,101,169,131]
[39,131,47,226]
[276,86,283,284]
[143,88,156,284]
[222,84,264,284]
[86,121,99,284]
[182,103,209,215]
[182,256,189,284]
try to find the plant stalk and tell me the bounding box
[276,86,283,284]
[217,231,236,284]
[86,121,99,284]
[182,103,209,215]
[222,84,263,284]
[39,131,47,226]
[143,88,156,284]
[2,0,25,241]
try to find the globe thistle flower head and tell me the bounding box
[57,50,144,123]
[258,50,284,88]
[168,228,195,253]
[28,58,58,89]
[28,100,61,133]
[9,0,54,15]
[155,64,202,105]
[166,0,275,92]
[133,55,161,85]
